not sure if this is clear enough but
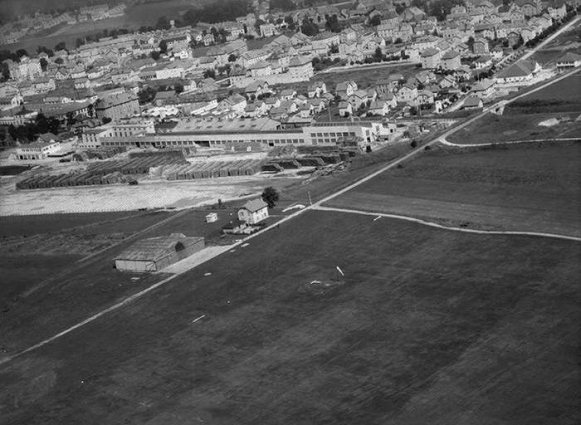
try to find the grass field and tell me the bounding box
[512,72,581,104]
[447,112,581,144]
[0,210,157,238]
[0,206,254,354]
[0,209,579,424]
[327,144,581,237]
[318,63,417,90]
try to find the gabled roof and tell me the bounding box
[441,49,460,60]
[421,48,440,57]
[497,60,538,78]
[557,52,581,63]
[115,234,204,262]
[240,198,268,212]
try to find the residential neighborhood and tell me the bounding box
[0,0,580,160]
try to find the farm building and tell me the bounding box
[114,233,205,272]
[238,198,269,224]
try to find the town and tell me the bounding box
[1,0,579,170]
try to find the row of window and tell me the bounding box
[310,131,356,138]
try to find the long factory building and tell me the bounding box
[82,117,396,150]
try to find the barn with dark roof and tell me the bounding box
[114,233,205,272]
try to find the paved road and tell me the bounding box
[519,15,581,63]
[318,60,415,74]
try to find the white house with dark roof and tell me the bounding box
[238,198,269,224]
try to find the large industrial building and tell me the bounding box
[93,117,396,150]
[114,233,205,272]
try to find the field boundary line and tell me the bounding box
[439,137,581,148]
[313,206,581,242]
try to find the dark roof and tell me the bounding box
[115,234,204,262]
[240,198,268,212]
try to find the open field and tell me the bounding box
[0,204,261,354]
[446,112,581,144]
[0,209,579,424]
[317,63,417,90]
[0,174,300,216]
[326,144,581,237]
[0,210,149,237]
[523,72,581,101]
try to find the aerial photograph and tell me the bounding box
[0,0,579,423]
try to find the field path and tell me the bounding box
[312,205,581,243]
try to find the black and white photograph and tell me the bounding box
[0,0,580,423]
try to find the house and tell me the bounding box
[308,81,327,98]
[238,198,269,224]
[463,95,483,109]
[260,23,277,38]
[16,140,60,160]
[397,83,418,104]
[339,101,353,117]
[336,80,358,99]
[416,90,435,105]
[368,100,389,116]
[348,90,368,110]
[421,48,441,69]
[440,49,461,70]
[473,38,489,55]
[287,56,314,81]
[439,74,457,89]
[473,55,493,69]
[279,88,297,100]
[114,234,205,272]
[556,52,581,69]
[495,60,540,84]
[472,78,495,98]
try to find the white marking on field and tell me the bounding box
[192,315,205,324]
[310,280,322,285]
[373,216,381,222]
[241,243,249,247]
[204,272,212,276]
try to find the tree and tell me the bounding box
[87,103,94,118]
[1,62,10,80]
[39,57,48,72]
[16,49,28,58]
[151,51,161,61]
[228,53,237,62]
[369,15,381,26]
[37,46,54,57]
[203,69,216,79]
[156,16,171,30]
[301,18,319,36]
[102,117,112,124]
[284,15,295,30]
[175,83,184,94]
[374,47,383,61]
[54,41,66,52]
[55,57,64,65]
[159,40,168,54]
[261,186,280,208]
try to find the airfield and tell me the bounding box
[1,71,581,423]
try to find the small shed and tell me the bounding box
[114,233,205,272]
[205,212,218,223]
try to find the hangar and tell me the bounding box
[114,233,205,272]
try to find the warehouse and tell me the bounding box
[114,233,205,272]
